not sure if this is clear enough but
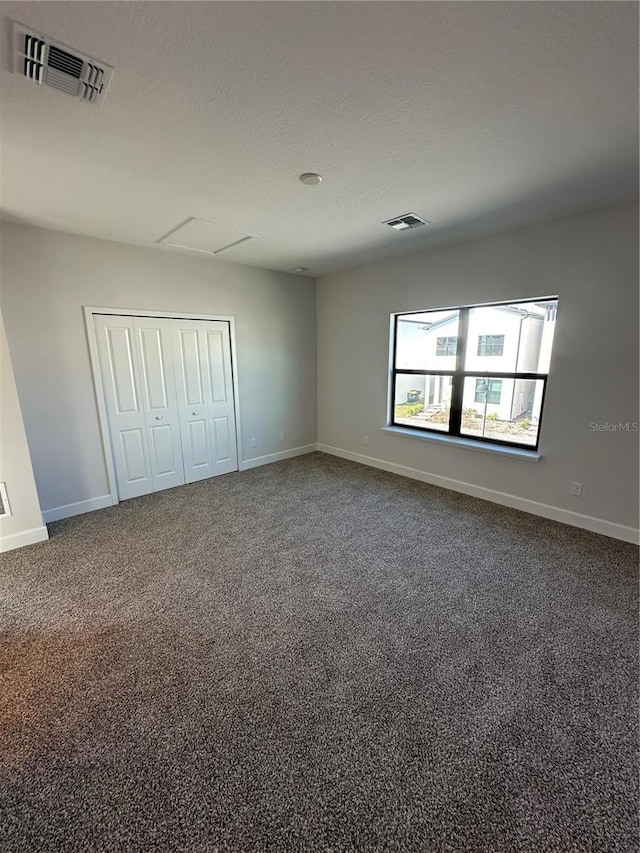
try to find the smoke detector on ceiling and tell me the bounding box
[13,22,113,104]
[383,213,429,231]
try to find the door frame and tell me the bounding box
[84,306,243,507]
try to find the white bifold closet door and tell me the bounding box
[95,315,185,500]
[94,314,238,501]
[171,319,238,482]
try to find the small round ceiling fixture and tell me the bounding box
[299,172,323,186]
[294,267,309,273]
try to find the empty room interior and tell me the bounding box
[1,2,638,851]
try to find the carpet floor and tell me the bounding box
[1,452,638,852]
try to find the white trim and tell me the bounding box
[317,443,639,545]
[84,306,237,323]
[83,306,243,506]
[84,307,119,506]
[381,426,540,461]
[0,525,49,552]
[228,318,244,474]
[42,495,115,524]
[239,444,317,471]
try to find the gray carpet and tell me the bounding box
[1,452,638,852]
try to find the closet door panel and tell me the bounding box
[212,417,232,463]
[202,322,238,475]
[134,317,185,492]
[187,419,211,470]
[94,316,153,500]
[178,328,205,406]
[120,428,149,483]
[149,423,178,475]
[171,319,238,482]
[205,328,229,403]
[138,327,169,410]
[171,320,215,483]
[107,327,139,414]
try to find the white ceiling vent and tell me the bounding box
[13,22,113,104]
[383,213,429,231]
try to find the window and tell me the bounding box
[475,378,502,404]
[436,336,458,356]
[391,298,558,450]
[477,334,504,356]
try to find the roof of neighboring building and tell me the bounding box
[399,302,549,332]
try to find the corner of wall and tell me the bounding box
[0,310,48,552]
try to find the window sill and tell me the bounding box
[381,426,541,462]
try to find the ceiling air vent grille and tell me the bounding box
[23,33,46,81]
[383,213,429,231]
[13,22,113,105]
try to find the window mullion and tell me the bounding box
[449,309,468,436]
[390,314,399,423]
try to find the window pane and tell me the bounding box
[477,334,504,357]
[396,309,459,370]
[436,336,458,356]
[465,300,558,374]
[474,377,502,404]
[394,374,453,432]
[460,376,546,447]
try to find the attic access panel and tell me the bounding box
[157,218,260,255]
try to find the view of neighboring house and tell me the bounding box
[395,301,557,442]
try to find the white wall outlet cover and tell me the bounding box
[0,482,12,517]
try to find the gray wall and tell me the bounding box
[0,310,47,549]
[2,204,638,537]
[316,202,639,531]
[0,224,317,515]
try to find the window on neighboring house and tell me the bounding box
[436,336,458,356]
[477,334,504,356]
[475,378,502,404]
[391,297,558,450]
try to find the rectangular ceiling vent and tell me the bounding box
[383,213,429,231]
[13,22,113,104]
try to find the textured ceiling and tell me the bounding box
[0,1,638,277]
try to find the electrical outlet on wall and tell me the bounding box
[279,432,285,442]
[570,482,583,497]
[364,435,370,446]
[250,438,256,449]
[0,482,12,518]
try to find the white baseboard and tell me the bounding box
[317,444,640,545]
[0,525,49,553]
[239,444,317,472]
[42,494,115,524]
